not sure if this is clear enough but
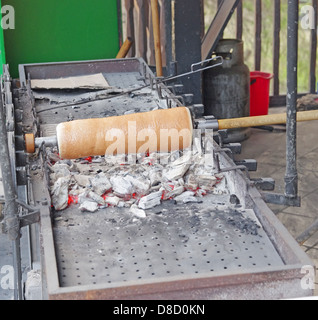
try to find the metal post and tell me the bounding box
[285,0,299,199]
[163,0,175,77]
[173,0,203,104]
[0,83,22,299]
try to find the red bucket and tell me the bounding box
[250,71,274,116]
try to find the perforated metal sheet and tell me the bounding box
[53,194,284,288]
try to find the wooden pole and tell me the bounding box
[218,110,318,130]
[116,37,133,59]
[151,0,163,77]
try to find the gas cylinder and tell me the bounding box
[203,39,250,142]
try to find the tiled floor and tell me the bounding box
[238,106,318,294]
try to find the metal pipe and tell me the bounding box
[285,0,299,199]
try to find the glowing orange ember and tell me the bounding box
[68,195,79,206]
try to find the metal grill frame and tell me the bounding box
[19,58,315,300]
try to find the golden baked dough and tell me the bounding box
[56,107,193,159]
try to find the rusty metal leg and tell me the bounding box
[285,0,299,199]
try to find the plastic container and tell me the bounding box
[250,71,274,116]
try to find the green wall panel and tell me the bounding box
[3,0,120,78]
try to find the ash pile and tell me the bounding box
[47,137,227,218]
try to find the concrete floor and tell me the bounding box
[0,106,317,299]
[238,106,318,295]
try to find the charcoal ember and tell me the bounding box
[127,154,137,165]
[215,173,224,180]
[160,183,185,200]
[90,172,112,196]
[117,201,125,208]
[124,199,136,208]
[192,134,202,155]
[59,159,78,172]
[129,204,146,218]
[169,150,182,162]
[196,189,207,197]
[75,163,93,175]
[79,201,99,213]
[68,186,85,197]
[51,177,70,211]
[198,175,217,190]
[49,163,71,181]
[91,156,104,163]
[87,191,105,205]
[178,178,184,186]
[174,191,195,203]
[105,196,120,207]
[163,162,190,182]
[149,169,163,186]
[105,154,126,166]
[110,176,134,197]
[212,176,227,195]
[138,190,162,210]
[78,190,105,205]
[184,173,198,190]
[157,152,171,165]
[139,153,157,165]
[73,174,91,188]
[125,175,150,195]
[203,133,215,168]
[163,152,192,181]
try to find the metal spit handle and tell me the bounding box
[190,56,223,73]
[159,56,223,83]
